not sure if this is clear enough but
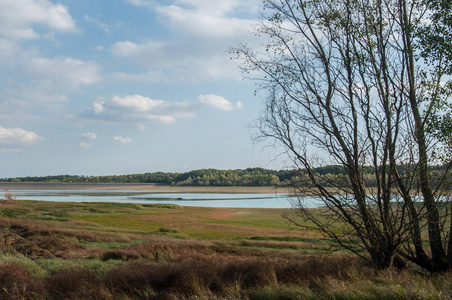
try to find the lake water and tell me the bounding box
[5,189,322,208]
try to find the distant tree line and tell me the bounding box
[0,168,293,186]
[0,165,448,188]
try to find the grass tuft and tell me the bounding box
[158,227,180,233]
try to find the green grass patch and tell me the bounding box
[80,239,145,249]
[205,209,292,230]
[158,227,179,233]
[70,213,162,232]
[34,258,126,279]
[0,251,47,279]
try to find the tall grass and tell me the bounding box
[1,255,451,299]
[1,200,452,299]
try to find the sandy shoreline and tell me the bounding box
[0,182,291,194]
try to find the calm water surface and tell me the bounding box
[6,189,322,208]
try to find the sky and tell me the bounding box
[0,0,287,177]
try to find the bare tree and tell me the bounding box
[235,0,451,271]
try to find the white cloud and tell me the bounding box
[83,94,191,124]
[0,53,102,120]
[27,57,101,88]
[113,136,132,144]
[125,0,154,8]
[0,0,78,39]
[146,115,176,123]
[0,42,101,117]
[2,80,68,106]
[0,39,20,65]
[0,127,44,146]
[81,132,97,140]
[111,40,165,57]
[111,95,164,111]
[79,133,97,149]
[127,0,258,18]
[79,141,92,149]
[110,40,243,82]
[199,94,243,111]
[155,4,251,38]
[155,0,259,39]
[111,0,262,83]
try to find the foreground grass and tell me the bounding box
[0,200,451,299]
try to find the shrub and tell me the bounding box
[47,267,101,299]
[101,249,142,261]
[0,263,45,299]
[158,227,180,234]
[222,260,278,289]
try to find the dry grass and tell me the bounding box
[2,253,449,299]
[0,200,452,299]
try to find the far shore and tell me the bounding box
[0,182,292,194]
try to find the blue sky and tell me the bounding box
[0,0,286,177]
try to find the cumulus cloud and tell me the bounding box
[113,136,132,144]
[83,93,241,125]
[81,132,97,140]
[0,0,78,39]
[79,133,97,149]
[114,0,262,83]
[155,0,259,39]
[199,94,243,111]
[155,4,252,38]
[0,127,44,146]
[83,94,193,124]
[111,95,169,111]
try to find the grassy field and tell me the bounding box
[0,199,451,299]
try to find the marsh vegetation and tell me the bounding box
[0,199,451,299]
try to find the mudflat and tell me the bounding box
[0,182,291,193]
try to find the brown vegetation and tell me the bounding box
[0,200,452,298]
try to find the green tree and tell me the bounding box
[235,0,452,271]
[417,0,452,161]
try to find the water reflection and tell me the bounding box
[5,189,322,208]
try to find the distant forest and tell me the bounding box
[0,165,448,187]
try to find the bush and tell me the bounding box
[101,249,142,261]
[158,227,180,234]
[47,267,106,299]
[0,263,45,299]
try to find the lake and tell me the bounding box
[5,189,322,208]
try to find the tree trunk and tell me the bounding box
[400,0,448,271]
